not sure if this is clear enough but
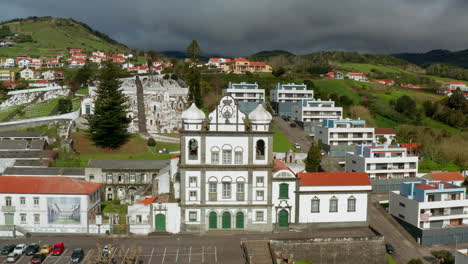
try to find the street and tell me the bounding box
[273,116,311,152]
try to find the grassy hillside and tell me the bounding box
[0,17,127,57]
[395,49,468,69]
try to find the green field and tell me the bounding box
[373,114,398,129]
[313,79,361,104]
[11,98,60,120]
[0,17,127,57]
[71,98,81,111]
[272,123,296,152]
[0,105,21,121]
[340,63,412,74]
[387,255,396,264]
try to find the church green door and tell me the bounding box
[278,210,289,227]
[155,214,166,231]
[4,214,13,225]
[236,212,244,229]
[209,212,217,229]
[222,212,231,229]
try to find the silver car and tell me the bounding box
[6,252,20,263]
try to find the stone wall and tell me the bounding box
[269,235,387,264]
[0,111,79,131]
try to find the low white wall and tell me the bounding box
[7,87,68,95]
[130,224,152,235]
[0,110,80,131]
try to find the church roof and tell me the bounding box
[181,103,205,122]
[248,103,272,123]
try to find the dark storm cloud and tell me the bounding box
[1,0,468,56]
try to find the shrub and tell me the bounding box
[163,74,170,80]
[170,74,179,80]
[57,98,72,114]
[147,138,156,147]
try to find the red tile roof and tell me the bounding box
[250,61,267,66]
[234,57,249,62]
[374,128,395,135]
[136,196,156,205]
[415,182,458,190]
[326,72,335,76]
[349,72,365,76]
[400,143,419,151]
[427,172,464,182]
[443,82,465,85]
[0,176,101,194]
[273,159,295,174]
[297,172,371,186]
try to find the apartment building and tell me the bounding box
[222,82,266,114]
[0,70,15,82]
[390,179,468,245]
[270,83,314,116]
[345,144,418,179]
[291,99,343,132]
[315,119,375,157]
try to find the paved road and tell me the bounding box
[273,116,311,152]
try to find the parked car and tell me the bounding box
[13,244,26,255]
[289,123,297,128]
[25,245,40,256]
[51,242,64,256]
[6,252,20,263]
[1,245,16,255]
[385,243,395,254]
[31,253,46,264]
[281,116,289,121]
[40,245,52,255]
[70,248,84,263]
[294,143,301,150]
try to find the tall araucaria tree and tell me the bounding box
[305,140,322,172]
[186,40,202,60]
[86,61,131,148]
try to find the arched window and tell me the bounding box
[188,139,198,160]
[329,196,338,212]
[256,140,265,160]
[347,196,356,212]
[234,147,243,164]
[222,145,232,164]
[211,147,220,164]
[279,183,288,199]
[311,197,320,213]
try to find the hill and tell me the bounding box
[160,50,226,62]
[395,49,468,68]
[248,50,295,61]
[0,16,128,57]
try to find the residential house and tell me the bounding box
[29,58,43,70]
[345,144,418,179]
[0,58,16,68]
[89,56,106,64]
[400,84,421,89]
[229,57,272,74]
[0,176,101,234]
[68,58,86,68]
[111,55,125,64]
[315,119,375,157]
[16,53,29,60]
[92,51,106,57]
[374,128,396,144]
[389,179,468,245]
[69,48,83,54]
[442,82,468,91]
[423,172,465,186]
[19,68,40,80]
[1,82,20,90]
[270,83,314,116]
[325,72,344,80]
[208,58,232,69]
[44,58,61,68]
[16,59,30,68]
[122,62,135,69]
[0,70,15,82]
[42,70,56,80]
[346,72,367,82]
[29,80,59,88]
[56,54,64,59]
[376,79,395,86]
[72,53,88,60]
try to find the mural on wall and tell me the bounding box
[47,197,81,224]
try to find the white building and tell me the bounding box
[389,179,468,242]
[345,144,418,179]
[442,82,468,91]
[207,58,231,68]
[346,72,367,82]
[177,98,275,232]
[456,249,468,264]
[29,80,59,88]
[291,99,342,124]
[17,59,30,68]
[0,176,102,234]
[19,68,40,80]
[315,119,375,157]
[374,128,396,144]
[0,58,16,68]
[270,83,314,116]
[223,82,265,103]
[296,172,371,225]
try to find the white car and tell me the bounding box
[13,244,26,255]
[6,252,20,263]
[294,143,301,150]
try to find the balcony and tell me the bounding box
[2,206,15,212]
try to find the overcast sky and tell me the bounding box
[1,0,468,56]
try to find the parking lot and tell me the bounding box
[0,237,222,264]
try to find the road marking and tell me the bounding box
[120,248,130,264]
[202,246,204,263]
[108,247,117,264]
[175,248,179,263]
[147,248,154,264]
[188,247,191,263]
[161,248,166,264]
[43,253,51,264]
[16,255,25,264]
[54,249,67,264]
[81,249,93,264]
[214,246,217,263]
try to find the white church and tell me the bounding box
[127,96,372,234]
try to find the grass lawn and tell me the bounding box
[340,63,412,74]
[387,255,396,264]
[101,200,127,225]
[71,98,81,112]
[294,261,313,264]
[272,123,296,152]
[76,87,89,96]
[0,105,20,122]
[52,132,176,167]
[11,98,60,120]
[422,117,460,134]
[313,79,361,104]
[419,157,463,173]
[373,114,398,129]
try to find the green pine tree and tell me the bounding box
[86,61,131,148]
[186,66,203,108]
[186,40,202,60]
[305,140,322,172]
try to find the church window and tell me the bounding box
[256,140,265,160]
[188,139,198,160]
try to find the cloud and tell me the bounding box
[1,0,468,56]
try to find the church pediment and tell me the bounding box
[208,96,246,132]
